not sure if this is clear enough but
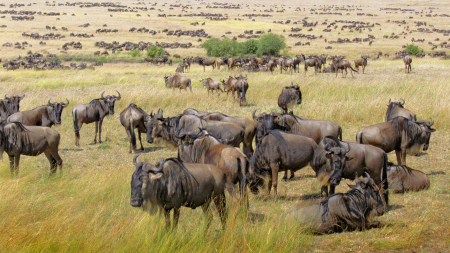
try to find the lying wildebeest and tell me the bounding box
[178,133,248,201]
[247,130,317,201]
[387,163,430,193]
[202,112,256,155]
[200,78,223,96]
[403,55,412,73]
[175,64,184,73]
[312,136,389,205]
[120,104,153,153]
[385,98,416,122]
[354,56,368,74]
[130,155,227,230]
[278,84,302,114]
[7,99,69,127]
[356,117,436,165]
[182,108,210,117]
[0,122,63,176]
[0,99,13,124]
[5,93,25,113]
[288,173,385,234]
[164,74,192,92]
[72,91,121,146]
[332,58,358,77]
[235,75,248,106]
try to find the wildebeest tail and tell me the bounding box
[382,153,389,206]
[242,132,252,158]
[356,131,363,144]
[73,109,79,133]
[304,63,307,71]
[188,79,192,92]
[338,127,343,141]
[240,87,247,106]
[349,65,358,73]
[129,119,137,149]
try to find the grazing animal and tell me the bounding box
[356,117,435,165]
[7,99,69,127]
[200,78,223,95]
[234,75,249,106]
[130,155,227,230]
[289,174,385,234]
[175,64,184,73]
[164,74,192,92]
[385,98,416,122]
[354,56,368,74]
[0,122,63,176]
[387,163,429,193]
[72,91,121,146]
[119,104,153,153]
[332,58,358,77]
[278,84,302,114]
[4,93,25,113]
[403,55,412,73]
[247,130,317,201]
[312,136,389,205]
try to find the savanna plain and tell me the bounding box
[0,0,449,252]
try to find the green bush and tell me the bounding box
[405,44,420,56]
[245,39,258,54]
[256,33,286,57]
[129,49,141,57]
[146,46,165,58]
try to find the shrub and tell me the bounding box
[256,33,286,56]
[245,39,258,54]
[405,44,420,56]
[129,49,141,57]
[146,46,165,58]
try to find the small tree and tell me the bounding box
[405,44,420,56]
[146,46,165,58]
[256,33,286,56]
[129,49,141,57]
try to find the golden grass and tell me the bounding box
[1,0,450,252]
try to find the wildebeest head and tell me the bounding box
[291,84,302,104]
[323,137,352,186]
[348,173,385,216]
[47,98,69,124]
[5,93,25,113]
[101,91,121,115]
[146,109,163,144]
[414,118,436,151]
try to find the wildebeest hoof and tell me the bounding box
[263,196,270,202]
[281,177,288,182]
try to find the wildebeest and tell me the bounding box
[312,136,389,205]
[120,104,153,153]
[356,117,435,165]
[332,58,358,77]
[354,56,368,74]
[278,84,302,114]
[385,98,416,122]
[198,57,216,72]
[267,59,277,74]
[7,99,69,127]
[0,122,63,176]
[247,130,317,201]
[178,133,248,201]
[175,64,184,73]
[279,58,294,74]
[221,76,238,98]
[182,108,210,117]
[304,56,325,73]
[72,91,121,146]
[292,54,305,73]
[164,74,192,92]
[387,163,430,193]
[403,55,412,73]
[130,155,227,230]
[235,75,248,106]
[0,99,13,124]
[200,78,223,95]
[5,93,25,113]
[288,174,385,234]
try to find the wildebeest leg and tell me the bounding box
[173,207,181,230]
[44,151,57,174]
[329,185,336,195]
[289,170,295,180]
[282,171,288,181]
[213,193,227,229]
[263,171,273,202]
[48,148,63,173]
[94,121,99,144]
[401,149,407,165]
[125,128,132,153]
[75,122,83,146]
[138,131,144,150]
[164,209,171,231]
[395,150,402,165]
[9,155,16,176]
[321,185,329,197]
[98,119,103,143]
[270,163,279,201]
[201,200,213,230]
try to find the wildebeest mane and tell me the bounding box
[1,122,29,152]
[385,102,403,121]
[250,130,286,176]
[89,98,103,107]
[179,135,212,163]
[311,136,340,172]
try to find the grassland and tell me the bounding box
[1,0,450,252]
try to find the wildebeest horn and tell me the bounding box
[48,99,52,105]
[252,109,258,121]
[21,93,25,99]
[101,91,105,99]
[115,90,121,100]
[400,98,405,105]
[427,117,434,127]
[63,98,69,107]
[388,98,391,104]
[4,95,8,99]
[150,110,154,117]
[133,154,140,166]
[365,172,371,179]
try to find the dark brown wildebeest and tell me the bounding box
[289,173,385,234]
[292,54,305,73]
[403,55,412,73]
[221,76,238,98]
[354,56,368,74]
[5,93,25,113]
[0,99,13,124]
[178,133,248,202]
[198,58,216,72]
[72,91,121,146]
[7,99,69,127]
[175,64,184,73]
[356,117,436,165]
[385,98,416,122]
[387,163,429,194]
[267,59,277,74]
[312,136,389,205]
[332,58,358,77]
[0,122,63,176]
[183,57,191,72]
[278,84,302,114]
[200,78,223,95]
[247,130,317,201]
[279,58,294,74]
[216,57,227,70]
[235,75,248,106]
[304,56,325,73]
[203,112,256,155]
[120,104,154,153]
[130,155,227,230]
[164,74,192,92]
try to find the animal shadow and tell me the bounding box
[140,147,165,153]
[428,171,445,176]
[387,204,404,212]
[414,152,428,157]
[249,212,265,223]
[284,175,315,182]
[298,193,322,201]
[62,148,84,152]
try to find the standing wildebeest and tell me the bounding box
[221,76,238,98]
[235,75,248,106]
[278,84,302,114]
[312,136,389,205]
[216,57,227,70]
[200,78,223,95]
[385,98,416,122]
[198,58,216,72]
[279,58,294,74]
[386,163,430,193]
[175,64,184,73]
[7,99,69,127]
[130,155,227,230]
[72,91,121,146]
[267,59,277,74]
[5,93,25,113]
[354,56,368,74]
[304,56,325,73]
[292,54,305,73]
[183,57,191,72]
[247,130,317,201]
[356,117,435,165]
[332,58,358,77]
[120,104,154,153]
[0,99,13,124]
[403,55,412,73]
[164,74,192,92]
[288,174,385,234]
[178,133,248,201]
[0,122,63,176]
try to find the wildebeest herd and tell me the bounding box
[1,86,434,233]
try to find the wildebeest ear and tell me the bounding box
[150,173,163,180]
[347,184,356,190]
[325,152,333,159]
